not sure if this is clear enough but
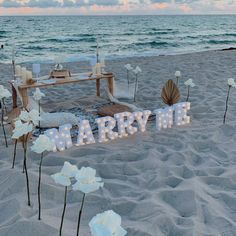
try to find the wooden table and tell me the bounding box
[9,73,114,109]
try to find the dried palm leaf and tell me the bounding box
[161,79,180,106]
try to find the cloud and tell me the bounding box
[1,0,236,14]
[0,0,121,8]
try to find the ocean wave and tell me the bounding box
[0,30,7,38]
[207,39,236,45]
[45,36,96,43]
[22,45,48,50]
[222,33,236,37]
[151,28,174,31]
[120,31,177,36]
[72,33,95,37]
[135,41,176,47]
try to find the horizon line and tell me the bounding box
[1,13,236,16]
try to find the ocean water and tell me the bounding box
[1,15,236,63]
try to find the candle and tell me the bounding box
[96,63,101,75]
[101,58,105,72]
[101,58,105,66]
[21,67,27,83]
[15,65,21,76]
[26,70,32,80]
[92,66,96,75]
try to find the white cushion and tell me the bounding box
[40,112,78,128]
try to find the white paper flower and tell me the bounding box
[228,78,236,87]
[185,79,195,87]
[18,110,30,122]
[19,109,41,126]
[124,64,133,71]
[12,120,33,139]
[175,71,181,77]
[31,135,54,154]
[133,66,142,75]
[51,172,71,187]
[189,82,196,88]
[33,88,45,101]
[61,161,78,178]
[51,161,78,187]
[89,210,127,236]
[0,85,11,100]
[72,167,104,194]
[184,79,192,86]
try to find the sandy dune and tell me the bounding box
[0,50,236,236]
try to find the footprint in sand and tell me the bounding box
[160,190,197,217]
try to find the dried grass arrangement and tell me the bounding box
[161,79,180,106]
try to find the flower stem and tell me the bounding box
[1,100,8,148]
[134,75,138,102]
[23,134,31,206]
[76,193,86,236]
[223,86,231,124]
[38,152,44,220]
[176,77,179,86]
[186,86,190,102]
[59,186,68,236]
[127,70,130,90]
[12,139,18,169]
[38,100,41,132]
[22,161,25,173]
[2,98,7,114]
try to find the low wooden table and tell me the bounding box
[9,73,114,109]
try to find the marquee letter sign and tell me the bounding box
[45,102,191,152]
[96,116,118,143]
[45,124,73,151]
[76,120,95,146]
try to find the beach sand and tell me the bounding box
[0,50,236,236]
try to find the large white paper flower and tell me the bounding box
[184,79,195,87]
[51,161,78,187]
[228,78,236,88]
[72,167,104,194]
[89,210,127,236]
[184,79,192,86]
[124,64,133,71]
[175,71,181,77]
[133,66,142,75]
[19,109,41,126]
[0,85,11,100]
[12,120,33,139]
[51,172,71,187]
[33,88,45,101]
[31,135,54,154]
[61,161,78,178]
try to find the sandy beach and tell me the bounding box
[0,49,236,236]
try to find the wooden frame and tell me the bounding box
[9,73,114,109]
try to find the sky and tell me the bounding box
[1,0,236,15]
